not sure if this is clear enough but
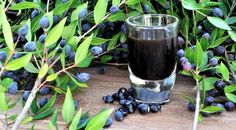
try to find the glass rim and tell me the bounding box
[125,14,179,29]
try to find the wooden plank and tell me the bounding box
[1,67,236,130]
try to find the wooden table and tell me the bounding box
[1,67,236,130]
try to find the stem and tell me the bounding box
[192,71,200,130]
[226,1,236,19]
[4,112,8,130]
[195,10,207,17]
[11,79,42,130]
[46,0,50,13]
[4,0,13,12]
[192,11,197,37]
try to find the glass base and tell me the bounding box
[129,65,176,104]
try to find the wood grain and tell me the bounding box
[1,67,236,130]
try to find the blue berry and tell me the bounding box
[59,39,66,47]
[177,36,185,46]
[82,23,91,32]
[228,54,235,60]
[98,23,106,30]
[198,25,202,32]
[104,117,112,128]
[118,87,129,100]
[24,41,36,52]
[69,51,75,61]
[53,15,59,25]
[18,24,29,37]
[97,66,106,74]
[109,5,119,14]
[202,33,211,41]
[103,95,114,104]
[22,70,29,78]
[225,101,234,111]
[31,9,39,19]
[39,34,47,44]
[214,80,226,89]
[205,96,214,105]
[138,103,150,114]
[207,51,214,59]
[207,89,218,97]
[121,24,127,34]
[74,100,79,110]
[118,107,128,117]
[39,87,49,95]
[76,73,90,82]
[8,82,18,94]
[212,8,223,17]
[143,5,150,13]
[107,22,115,27]
[177,49,185,57]
[119,99,126,105]
[215,46,225,55]
[12,53,22,59]
[114,110,124,121]
[61,0,68,3]
[90,46,103,55]
[209,57,218,67]
[65,45,72,56]
[112,92,119,101]
[180,57,188,64]
[188,102,195,111]
[39,97,48,107]
[78,8,87,19]
[182,62,192,71]
[39,16,50,29]
[22,91,30,101]
[150,104,161,113]
[0,51,7,61]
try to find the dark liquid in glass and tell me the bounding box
[127,36,177,80]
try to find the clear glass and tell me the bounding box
[125,14,179,104]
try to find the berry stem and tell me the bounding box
[192,70,200,130]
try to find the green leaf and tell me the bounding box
[30,98,38,114]
[5,53,32,71]
[25,19,32,42]
[9,2,39,10]
[94,0,108,24]
[207,17,231,30]
[91,37,110,46]
[62,88,75,124]
[200,2,221,7]
[0,92,8,112]
[182,95,195,105]
[75,34,93,65]
[0,78,13,89]
[78,55,94,68]
[48,109,59,130]
[201,106,225,113]
[31,13,43,33]
[69,108,82,130]
[200,77,218,91]
[228,31,236,42]
[107,32,121,50]
[208,36,229,48]
[185,47,194,64]
[33,108,54,120]
[180,15,189,39]
[217,62,229,81]
[71,2,88,22]
[46,74,58,82]
[224,85,236,93]
[179,70,192,76]
[38,64,49,79]
[199,52,208,68]
[107,12,126,22]
[62,21,77,41]
[45,17,67,47]
[181,0,203,10]
[24,62,39,73]
[1,6,14,50]
[194,42,203,67]
[198,114,203,123]
[126,0,142,5]
[53,0,72,15]
[112,0,121,5]
[199,37,208,51]
[85,108,113,130]
[101,55,113,63]
[21,117,33,124]
[226,16,236,25]
[37,93,57,113]
[225,92,236,103]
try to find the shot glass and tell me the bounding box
[125,14,179,103]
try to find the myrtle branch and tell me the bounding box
[11,0,127,129]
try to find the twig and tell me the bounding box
[226,1,236,19]
[192,70,200,130]
[4,0,13,12]
[33,55,41,69]
[224,50,236,81]
[4,112,8,130]
[46,0,50,13]
[11,79,42,130]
